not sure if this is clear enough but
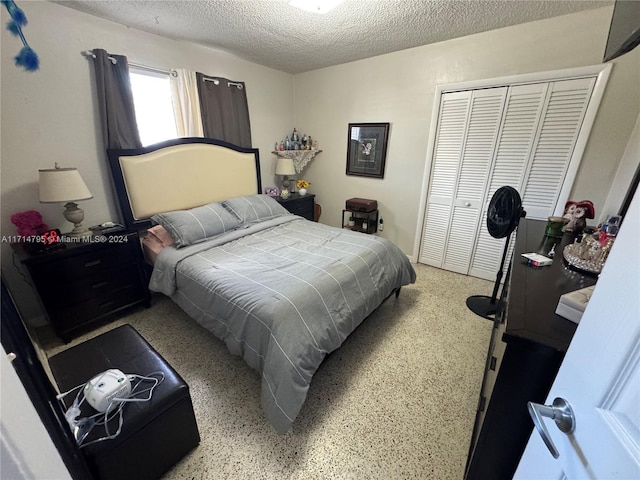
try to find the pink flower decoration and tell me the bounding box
[10,210,48,237]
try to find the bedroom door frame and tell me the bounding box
[412,63,612,265]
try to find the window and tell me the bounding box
[129,68,178,146]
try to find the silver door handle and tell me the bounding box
[464,202,471,207]
[527,397,576,459]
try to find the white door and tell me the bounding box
[467,82,549,279]
[468,78,597,279]
[420,88,507,273]
[441,87,507,274]
[514,189,640,479]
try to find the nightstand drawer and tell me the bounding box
[287,202,313,218]
[277,194,315,221]
[30,242,138,282]
[50,283,147,333]
[37,265,143,309]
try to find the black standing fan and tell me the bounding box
[467,186,525,320]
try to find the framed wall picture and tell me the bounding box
[346,123,390,178]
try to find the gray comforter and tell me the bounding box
[149,215,416,433]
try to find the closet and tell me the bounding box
[418,65,610,280]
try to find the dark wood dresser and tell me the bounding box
[276,193,315,221]
[21,231,150,342]
[465,219,597,479]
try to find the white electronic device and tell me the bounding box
[84,369,131,413]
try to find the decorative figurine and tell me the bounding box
[279,141,284,151]
[291,128,299,143]
[285,136,290,150]
[563,200,595,234]
[562,201,576,225]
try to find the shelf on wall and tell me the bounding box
[272,150,322,173]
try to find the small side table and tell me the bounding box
[276,193,316,221]
[342,209,379,234]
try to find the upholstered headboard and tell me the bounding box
[107,137,262,230]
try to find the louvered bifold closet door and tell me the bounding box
[441,87,507,274]
[420,73,602,280]
[521,77,596,219]
[418,91,471,266]
[468,83,548,280]
[418,88,506,270]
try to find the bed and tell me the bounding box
[107,137,416,433]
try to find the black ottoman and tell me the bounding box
[49,324,200,480]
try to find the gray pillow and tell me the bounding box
[222,194,291,224]
[151,201,243,248]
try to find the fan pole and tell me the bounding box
[490,231,511,304]
[466,232,512,320]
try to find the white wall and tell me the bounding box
[600,113,640,224]
[293,6,640,256]
[1,346,71,479]
[0,1,294,323]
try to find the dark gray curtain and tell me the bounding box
[196,73,252,148]
[92,49,141,150]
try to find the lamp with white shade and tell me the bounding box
[39,164,93,237]
[275,157,296,199]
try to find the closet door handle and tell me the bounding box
[527,397,576,459]
[464,202,471,207]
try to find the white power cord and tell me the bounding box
[57,371,165,447]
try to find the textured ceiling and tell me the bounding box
[55,0,612,74]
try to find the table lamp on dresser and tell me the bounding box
[39,164,93,237]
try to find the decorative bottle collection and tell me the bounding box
[276,128,318,151]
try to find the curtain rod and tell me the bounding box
[202,76,244,90]
[81,51,242,87]
[81,50,177,77]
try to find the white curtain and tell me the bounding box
[170,68,204,137]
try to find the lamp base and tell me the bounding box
[63,202,91,238]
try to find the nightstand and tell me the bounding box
[21,231,150,342]
[276,193,316,221]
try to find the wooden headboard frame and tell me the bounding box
[107,137,262,230]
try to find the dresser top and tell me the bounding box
[505,219,597,352]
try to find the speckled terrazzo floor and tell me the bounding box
[42,263,493,479]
